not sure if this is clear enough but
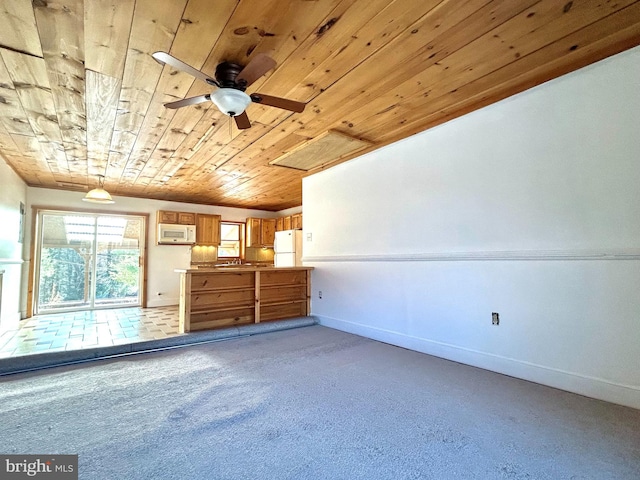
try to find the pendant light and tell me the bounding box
[83,175,114,204]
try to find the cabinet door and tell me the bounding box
[275,217,284,232]
[246,218,262,247]
[179,212,196,225]
[261,218,276,246]
[283,216,291,230]
[196,214,221,245]
[291,213,302,230]
[158,210,178,224]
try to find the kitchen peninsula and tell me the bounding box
[175,266,313,333]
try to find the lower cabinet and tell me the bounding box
[178,267,312,332]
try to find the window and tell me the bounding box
[218,222,243,258]
[34,210,146,313]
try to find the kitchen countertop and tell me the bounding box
[175,265,313,273]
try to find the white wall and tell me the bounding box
[25,188,280,311]
[0,156,27,328]
[277,206,303,217]
[303,46,640,408]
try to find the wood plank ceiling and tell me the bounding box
[1,0,639,211]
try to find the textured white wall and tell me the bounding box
[0,156,27,327]
[25,188,280,311]
[303,46,640,408]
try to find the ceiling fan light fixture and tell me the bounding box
[83,175,115,204]
[210,88,251,116]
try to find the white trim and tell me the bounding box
[315,314,640,410]
[0,258,25,265]
[304,248,640,263]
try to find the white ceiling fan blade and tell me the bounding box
[152,52,216,85]
[164,94,210,109]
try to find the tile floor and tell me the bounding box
[0,306,181,359]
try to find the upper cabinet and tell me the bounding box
[275,213,302,232]
[291,213,302,230]
[179,212,196,225]
[195,214,221,245]
[158,210,220,245]
[246,217,276,247]
[158,210,196,225]
[262,218,276,246]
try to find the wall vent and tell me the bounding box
[270,130,372,171]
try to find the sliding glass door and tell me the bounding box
[35,210,145,313]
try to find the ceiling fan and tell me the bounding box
[151,52,306,129]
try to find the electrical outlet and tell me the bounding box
[492,312,499,325]
[318,291,322,299]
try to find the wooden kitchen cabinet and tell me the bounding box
[262,218,276,246]
[246,217,276,247]
[275,214,302,231]
[195,214,221,245]
[178,212,196,225]
[176,266,313,332]
[291,213,302,230]
[158,210,196,225]
[158,210,178,224]
[246,218,261,247]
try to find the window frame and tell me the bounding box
[217,221,245,260]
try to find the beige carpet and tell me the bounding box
[1,325,639,479]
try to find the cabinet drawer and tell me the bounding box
[190,272,254,291]
[189,308,255,330]
[261,302,307,322]
[191,289,254,310]
[260,270,307,286]
[260,285,306,304]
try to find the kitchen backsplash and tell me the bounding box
[191,245,218,264]
[245,247,274,263]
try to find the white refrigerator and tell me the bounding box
[274,229,303,267]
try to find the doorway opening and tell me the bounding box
[33,210,146,314]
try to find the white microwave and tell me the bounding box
[157,223,196,244]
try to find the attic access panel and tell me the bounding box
[270,130,372,171]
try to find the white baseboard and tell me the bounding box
[146,297,179,308]
[316,314,640,410]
